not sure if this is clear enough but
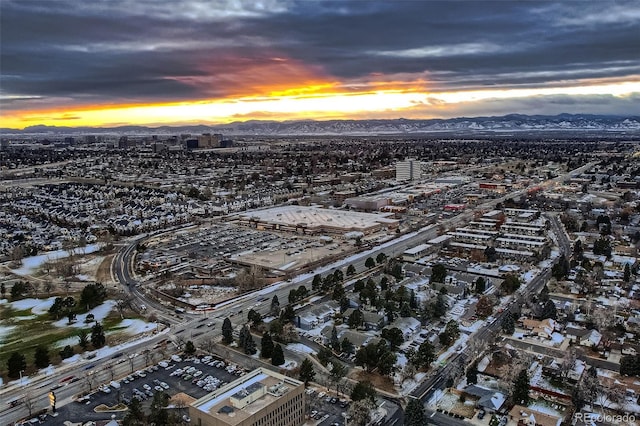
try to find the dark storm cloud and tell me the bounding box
[1,0,638,110]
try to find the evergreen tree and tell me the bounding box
[271,343,285,366]
[280,304,295,323]
[77,329,89,349]
[247,309,262,324]
[269,319,283,337]
[624,263,632,283]
[244,333,257,355]
[512,369,530,405]
[123,397,146,425]
[540,299,557,320]
[380,276,389,291]
[0,282,5,298]
[348,309,364,328]
[222,317,233,344]
[34,345,50,369]
[270,295,280,316]
[431,264,447,283]
[238,325,249,348]
[409,289,418,309]
[341,338,355,354]
[59,345,74,359]
[350,380,376,403]
[475,277,486,293]
[466,362,478,385]
[91,322,106,348]
[184,340,196,356]
[347,264,356,276]
[317,347,332,366]
[312,274,322,291]
[381,327,404,349]
[432,293,448,318]
[376,252,387,264]
[400,302,412,318]
[330,326,340,351]
[10,281,29,300]
[339,295,350,312]
[261,332,274,358]
[299,358,315,385]
[405,398,426,426]
[365,257,376,268]
[79,282,107,310]
[501,274,521,294]
[501,312,515,335]
[332,283,345,300]
[7,352,27,378]
[412,342,435,370]
[148,391,170,425]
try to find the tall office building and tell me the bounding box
[189,368,305,426]
[395,159,424,181]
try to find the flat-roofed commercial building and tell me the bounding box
[236,205,398,236]
[189,368,305,426]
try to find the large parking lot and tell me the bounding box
[93,354,244,405]
[38,355,248,425]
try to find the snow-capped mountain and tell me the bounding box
[2,114,639,136]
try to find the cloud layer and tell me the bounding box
[1,0,639,127]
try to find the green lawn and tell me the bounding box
[0,298,145,380]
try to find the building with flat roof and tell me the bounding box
[189,368,305,426]
[236,206,398,236]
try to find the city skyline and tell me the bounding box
[1,0,639,129]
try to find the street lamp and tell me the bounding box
[19,370,24,386]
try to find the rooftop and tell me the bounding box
[191,368,303,425]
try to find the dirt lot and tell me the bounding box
[96,254,115,283]
[351,370,396,393]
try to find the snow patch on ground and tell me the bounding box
[115,319,157,334]
[55,336,79,348]
[9,296,57,315]
[286,343,316,355]
[10,244,102,276]
[52,300,116,328]
[61,354,82,364]
[0,325,17,341]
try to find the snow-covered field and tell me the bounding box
[9,296,57,315]
[10,244,102,276]
[53,300,117,328]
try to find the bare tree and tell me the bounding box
[201,338,216,354]
[23,392,35,418]
[31,281,41,298]
[116,297,132,319]
[348,400,374,426]
[44,280,54,297]
[83,370,96,392]
[105,364,115,380]
[127,354,136,373]
[559,348,576,385]
[144,350,154,367]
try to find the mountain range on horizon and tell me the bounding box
[2,113,640,136]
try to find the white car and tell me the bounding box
[143,384,151,391]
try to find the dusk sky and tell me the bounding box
[1,0,639,129]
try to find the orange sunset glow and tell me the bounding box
[2,81,638,129]
[2,1,639,129]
